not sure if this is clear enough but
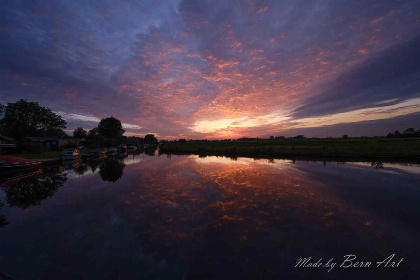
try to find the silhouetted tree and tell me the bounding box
[98,117,125,139]
[342,134,349,139]
[0,103,4,116]
[73,127,87,138]
[144,134,158,144]
[0,99,66,138]
[394,130,401,137]
[387,133,394,138]
[403,128,415,135]
[86,127,99,140]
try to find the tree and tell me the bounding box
[0,103,4,115]
[97,117,125,139]
[73,127,87,138]
[87,127,99,139]
[387,133,394,138]
[144,134,158,144]
[342,134,349,139]
[0,99,66,138]
[394,130,401,137]
[403,128,415,135]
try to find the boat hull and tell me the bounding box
[60,155,81,160]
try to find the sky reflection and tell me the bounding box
[1,155,419,279]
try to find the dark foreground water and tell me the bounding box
[0,154,419,280]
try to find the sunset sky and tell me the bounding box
[1,0,419,139]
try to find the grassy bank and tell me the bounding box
[159,138,420,159]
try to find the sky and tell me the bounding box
[1,0,419,139]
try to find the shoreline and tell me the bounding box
[158,138,420,162]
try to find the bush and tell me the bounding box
[66,140,78,148]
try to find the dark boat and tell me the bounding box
[0,156,41,172]
[107,148,118,156]
[118,144,127,154]
[60,148,81,160]
[127,146,137,153]
[91,148,107,157]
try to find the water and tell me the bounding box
[0,154,419,279]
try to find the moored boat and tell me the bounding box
[92,148,107,157]
[107,148,118,156]
[118,144,127,154]
[127,146,137,152]
[60,148,81,160]
[0,156,41,172]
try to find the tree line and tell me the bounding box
[386,128,420,138]
[0,99,156,147]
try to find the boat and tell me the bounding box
[0,169,43,188]
[92,148,107,157]
[127,146,137,152]
[118,144,127,153]
[107,148,118,156]
[0,156,41,172]
[60,148,81,160]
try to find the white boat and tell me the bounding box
[107,148,118,156]
[60,149,81,160]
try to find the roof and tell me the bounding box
[0,134,13,141]
[25,137,58,141]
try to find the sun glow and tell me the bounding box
[190,112,291,134]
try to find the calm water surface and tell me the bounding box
[0,154,419,279]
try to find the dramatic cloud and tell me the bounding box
[1,0,419,138]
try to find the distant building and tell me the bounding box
[61,138,85,145]
[0,134,13,143]
[24,137,66,152]
[0,134,15,154]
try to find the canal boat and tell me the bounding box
[92,148,107,157]
[107,148,118,156]
[118,144,127,154]
[128,146,137,152]
[0,156,41,172]
[60,148,81,160]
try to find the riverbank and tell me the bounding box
[159,138,420,159]
[9,151,62,159]
[9,148,94,159]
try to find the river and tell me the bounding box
[1,154,419,279]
